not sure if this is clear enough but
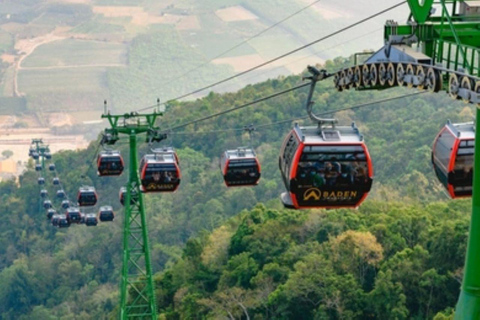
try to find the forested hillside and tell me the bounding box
[0,56,473,319]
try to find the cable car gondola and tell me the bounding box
[53,177,60,185]
[35,164,42,171]
[119,187,138,206]
[85,213,98,226]
[98,206,115,222]
[66,207,82,223]
[97,150,125,176]
[40,189,48,198]
[58,214,70,228]
[51,214,60,227]
[432,120,474,198]
[139,151,181,193]
[49,163,55,171]
[77,186,98,206]
[220,147,261,187]
[61,200,70,209]
[279,122,373,209]
[43,200,52,209]
[47,209,55,220]
[56,189,66,199]
[38,177,45,185]
[32,152,39,160]
[44,151,52,160]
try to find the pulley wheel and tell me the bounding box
[460,76,472,103]
[416,65,426,90]
[387,62,397,87]
[405,64,416,88]
[354,65,362,87]
[449,73,460,100]
[426,67,441,92]
[362,64,370,86]
[370,63,379,86]
[396,63,406,86]
[378,63,387,86]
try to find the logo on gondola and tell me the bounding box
[304,188,321,201]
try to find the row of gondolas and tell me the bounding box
[33,120,473,224]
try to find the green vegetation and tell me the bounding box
[0,54,474,318]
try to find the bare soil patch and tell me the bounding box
[93,6,182,26]
[215,6,258,22]
[175,15,200,30]
[1,54,15,64]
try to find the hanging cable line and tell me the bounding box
[163,82,311,131]
[169,91,427,135]
[137,1,406,112]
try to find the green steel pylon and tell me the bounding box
[31,139,49,213]
[102,109,164,319]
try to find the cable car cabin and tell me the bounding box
[32,152,39,160]
[47,209,55,220]
[56,189,66,199]
[40,189,48,198]
[49,163,55,171]
[35,164,42,171]
[51,214,60,227]
[44,152,52,160]
[220,148,261,187]
[97,150,124,176]
[61,200,70,209]
[98,205,114,222]
[53,177,60,185]
[85,213,98,226]
[432,121,474,198]
[77,186,98,206]
[43,200,52,209]
[66,207,82,223]
[58,214,70,228]
[139,153,181,193]
[38,177,45,185]
[28,148,35,157]
[279,123,373,209]
[119,187,138,206]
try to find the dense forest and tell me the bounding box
[0,56,473,319]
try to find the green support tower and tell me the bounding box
[102,109,165,319]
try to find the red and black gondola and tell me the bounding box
[58,214,70,228]
[97,150,124,176]
[432,121,474,198]
[279,123,373,209]
[77,186,98,206]
[220,148,261,187]
[139,150,181,193]
[66,207,82,223]
[98,205,114,222]
[85,213,98,226]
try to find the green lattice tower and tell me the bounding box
[31,139,49,212]
[102,111,163,319]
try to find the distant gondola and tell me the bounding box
[85,213,98,226]
[220,147,261,187]
[97,150,124,176]
[48,163,55,171]
[51,214,60,227]
[47,209,56,220]
[139,150,181,193]
[61,200,70,209]
[58,214,70,228]
[32,152,39,160]
[35,164,42,171]
[44,151,52,160]
[56,189,66,199]
[38,177,45,185]
[43,200,53,209]
[119,187,138,206]
[279,123,373,209]
[98,206,115,222]
[77,186,98,206]
[432,121,474,198]
[53,177,60,185]
[66,207,82,223]
[40,189,48,198]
